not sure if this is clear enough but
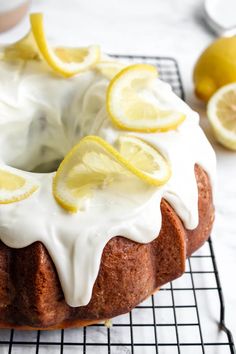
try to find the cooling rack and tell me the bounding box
[0,55,235,354]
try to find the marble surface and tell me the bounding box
[0,0,235,344]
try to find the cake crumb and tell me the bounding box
[104,319,112,328]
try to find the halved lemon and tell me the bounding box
[0,167,38,204]
[106,64,185,132]
[95,60,126,80]
[53,135,170,212]
[2,31,39,61]
[207,83,236,150]
[30,13,100,77]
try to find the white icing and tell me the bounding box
[0,58,216,307]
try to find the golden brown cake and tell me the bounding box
[0,36,216,329]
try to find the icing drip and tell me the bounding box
[0,58,216,307]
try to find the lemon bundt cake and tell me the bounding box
[0,14,216,329]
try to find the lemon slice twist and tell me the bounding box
[106,64,185,133]
[0,167,38,204]
[53,135,171,212]
[30,13,100,77]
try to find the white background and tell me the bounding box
[0,0,235,342]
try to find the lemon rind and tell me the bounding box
[107,112,186,133]
[0,185,39,204]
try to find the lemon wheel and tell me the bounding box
[53,135,171,212]
[0,167,38,204]
[106,64,185,132]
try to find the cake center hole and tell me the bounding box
[3,114,81,173]
[9,153,65,174]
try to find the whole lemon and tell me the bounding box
[193,36,236,102]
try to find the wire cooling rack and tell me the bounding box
[0,55,235,354]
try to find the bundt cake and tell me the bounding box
[0,16,216,330]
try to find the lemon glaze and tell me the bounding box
[0,58,216,306]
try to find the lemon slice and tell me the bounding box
[30,13,100,77]
[53,135,170,212]
[106,64,185,132]
[207,83,236,150]
[117,135,171,183]
[95,60,126,79]
[0,167,38,204]
[2,31,39,61]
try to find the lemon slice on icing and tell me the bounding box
[0,167,38,204]
[30,13,100,77]
[2,31,39,61]
[117,135,171,183]
[53,135,171,212]
[95,60,127,79]
[207,83,236,150]
[106,64,185,132]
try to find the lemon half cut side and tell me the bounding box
[207,83,236,150]
[53,135,171,212]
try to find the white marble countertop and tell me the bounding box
[0,0,235,344]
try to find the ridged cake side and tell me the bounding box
[0,165,214,329]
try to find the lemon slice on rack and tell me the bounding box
[106,64,185,132]
[53,135,170,212]
[0,167,38,204]
[2,31,39,61]
[95,60,126,79]
[30,13,100,77]
[207,83,236,150]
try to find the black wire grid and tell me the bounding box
[0,56,235,354]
